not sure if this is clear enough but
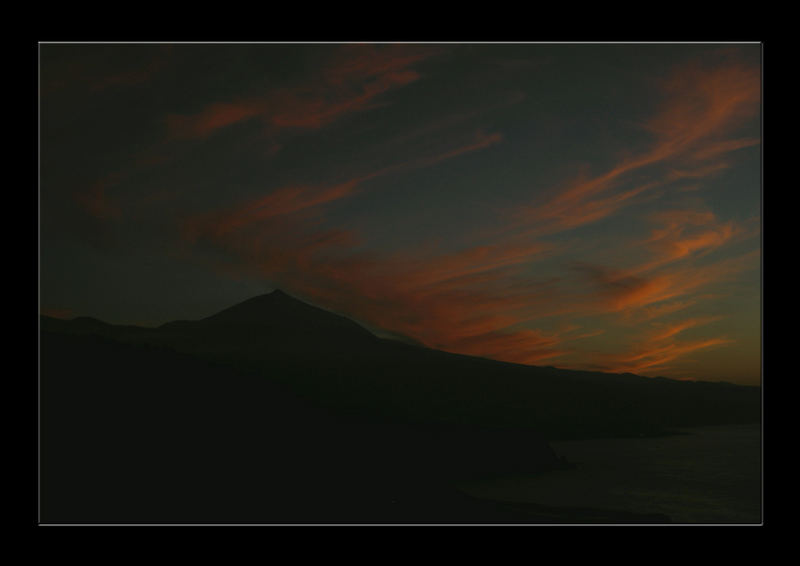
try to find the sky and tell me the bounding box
[39,43,762,385]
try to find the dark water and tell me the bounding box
[458,424,762,524]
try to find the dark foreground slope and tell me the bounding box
[39,291,758,523]
[41,291,761,440]
[42,331,648,524]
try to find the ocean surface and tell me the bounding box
[458,424,762,524]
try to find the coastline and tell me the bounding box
[455,424,761,524]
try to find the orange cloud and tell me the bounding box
[640,209,740,268]
[183,179,363,243]
[166,45,436,140]
[515,57,761,236]
[186,181,757,375]
[566,313,730,376]
[649,316,722,341]
[185,203,564,366]
[410,132,504,168]
[653,224,736,260]
[577,247,759,317]
[573,264,670,312]
[644,60,760,147]
[167,102,265,140]
[279,237,555,343]
[176,53,760,376]
[447,328,565,365]
[269,69,421,130]
[632,300,697,322]
[173,121,560,366]
[601,335,733,375]
[183,130,504,244]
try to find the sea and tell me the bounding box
[458,424,762,524]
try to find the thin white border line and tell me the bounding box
[760,42,765,525]
[37,42,42,525]
[37,41,762,45]
[35,38,764,527]
[38,522,763,526]
[37,521,764,527]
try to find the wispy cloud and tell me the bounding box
[575,247,759,316]
[166,45,437,140]
[183,130,504,243]
[590,326,733,375]
[513,57,760,237]
[176,123,564,364]
[641,208,741,268]
[177,53,760,376]
[184,201,561,365]
[648,316,723,341]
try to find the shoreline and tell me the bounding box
[456,423,762,524]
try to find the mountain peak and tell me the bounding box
[200,290,377,340]
[263,289,300,303]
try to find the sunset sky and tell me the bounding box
[39,43,761,385]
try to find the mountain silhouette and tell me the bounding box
[39,290,759,523]
[185,290,377,339]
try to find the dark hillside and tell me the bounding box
[40,291,761,440]
[39,291,758,523]
[40,331,575,524]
